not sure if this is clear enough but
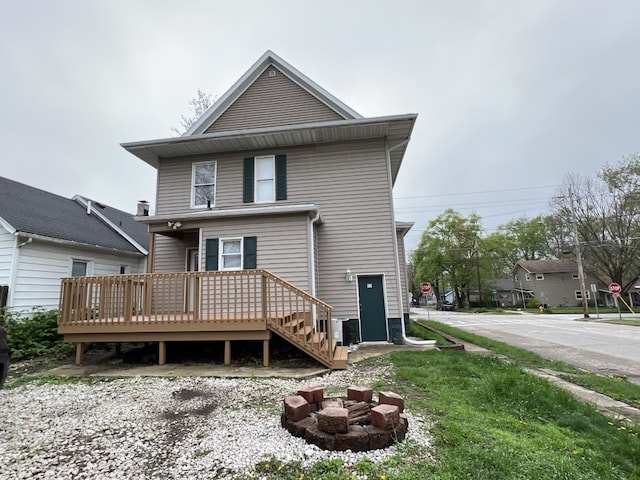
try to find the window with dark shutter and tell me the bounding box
[275,154,287,201]
[243,236,257,269]
[243,154,287,202]
[205,238,219,271]
[243,157,254,203]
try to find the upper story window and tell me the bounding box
[525,274,531,281]
[192,161,216,208]
[572,273,579,279]
[536,274,544,280]
[575,290,590,300]
[255,156,275,203]
[243,154,287,203]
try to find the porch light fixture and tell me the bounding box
[167,221,182,230]
[345,268,353,282]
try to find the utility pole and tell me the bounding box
[569,186,590,318]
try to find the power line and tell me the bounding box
[394,184,560,200]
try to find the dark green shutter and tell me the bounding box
[275,154,287,201]
[205,238,219,271]
[243,157,254,203]
[243,236,257,269]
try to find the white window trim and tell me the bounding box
[191,161,217,209]
[254,155,275,203]
[69,258,94,277]
[572,273,579,279]
[575,290,591,300]
[219,238,243,271]
[536,274,544,280]
[525,274,531,281]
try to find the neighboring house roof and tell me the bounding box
[121,51,417,185]
[0,176,148,255]
[488,278,516,291]
[514,259,578,274]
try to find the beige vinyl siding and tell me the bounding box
[204,66,343,134]
[201,214,310,291]
[153,232,198,273]
[154,139,400,319]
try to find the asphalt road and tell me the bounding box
[412,308,640,385]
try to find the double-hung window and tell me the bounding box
[192,161,216,208]
[255,156,275,203]
[220,239,242,270]
[243,154,286,203]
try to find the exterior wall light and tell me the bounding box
[345,268,353,282]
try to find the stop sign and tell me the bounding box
[609,282,622,298]
[421,282,432,294]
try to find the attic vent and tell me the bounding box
[268,69,277,77]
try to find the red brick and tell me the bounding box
[317,406,349,434]
[371,404,400,430]
[347,386,373,402]
[297,386,324,403]
[283,395,311,422]
[379,391,405,413]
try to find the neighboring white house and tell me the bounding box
[0,176,149,312]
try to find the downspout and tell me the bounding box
[386,141,435,346]
[309,206,321,330]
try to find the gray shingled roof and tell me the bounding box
[516,259,578,274]
[0,176,148,254]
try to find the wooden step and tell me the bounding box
[331,346,348,369]
[297,325,313,341]
[282,317,305,332]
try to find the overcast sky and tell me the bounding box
[2,1,639,251]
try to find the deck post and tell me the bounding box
[263,339,269,367]
[123,277,133,323]
[261,274,267,320]
[158,341,166,365]
[224,340,231,366]
[75,343,84,365]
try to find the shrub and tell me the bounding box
[526,298,541,309]
[0,308,73,360]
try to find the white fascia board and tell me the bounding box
[136,203,322,225]
[0,215,16,235]
[72,196,148,255]
[16,232,145,257]
[395,221,414,236]
[125,114,417,152]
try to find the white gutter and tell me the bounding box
[136,203,322,225]
[12,232,145,257]
[386,141,435,346]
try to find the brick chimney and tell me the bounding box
[137,201,149,216]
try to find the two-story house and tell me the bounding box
[57,50,416,369]
[512,259,604,308]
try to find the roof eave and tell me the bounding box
[122,114,417,175]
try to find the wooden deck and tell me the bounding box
[58,270,347,369]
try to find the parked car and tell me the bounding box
[436,300,455,311]
[0,326,10,389]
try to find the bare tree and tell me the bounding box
[171,89,215,136]
[550,155,640,292]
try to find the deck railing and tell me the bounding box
[58,270,334,365]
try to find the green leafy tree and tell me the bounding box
[413,209,482,306]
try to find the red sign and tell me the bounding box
[421,282,432,294]
[609,282,622,298]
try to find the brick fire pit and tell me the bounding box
[281,386,408,451]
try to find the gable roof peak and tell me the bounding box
[186,50,362,136]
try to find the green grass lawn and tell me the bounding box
[414,319,640,411]
[235,350,639,479]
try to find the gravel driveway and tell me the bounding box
[0,363,432,479]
